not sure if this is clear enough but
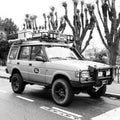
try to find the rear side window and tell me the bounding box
[9,46,19,59]
[18,46,31,60]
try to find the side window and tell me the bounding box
[31,46,44,60]
[9,46,19,60]
[18,46,31,60]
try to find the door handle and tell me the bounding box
[17,62,19,65]
[29,63,32,66]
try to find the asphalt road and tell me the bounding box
[0,77,120,120]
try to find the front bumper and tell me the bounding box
[89,67,114,87]
[70,67,114,88]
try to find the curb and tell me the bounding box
[0,75,9,79]
[105,92,120,99]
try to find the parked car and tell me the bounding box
[6,31,114,106]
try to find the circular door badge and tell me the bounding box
[34,68,39,74]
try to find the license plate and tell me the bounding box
[102,80,108,85]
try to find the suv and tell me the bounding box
[6,31,114,106]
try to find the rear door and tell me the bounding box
[17,45,31,81]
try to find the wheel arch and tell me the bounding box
[52,74,71,86]
[10,68,22,82]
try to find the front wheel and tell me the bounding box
[52,79,74,106]
[11,73,26,94]
[87,85,106,98]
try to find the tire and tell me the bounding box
[11,73,26,94]
[52,79,74,106]
[87,85,106,98]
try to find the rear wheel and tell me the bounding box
[11,73,26,94]
[87,85,106,98]
[52,78,74,106]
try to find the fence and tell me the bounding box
[114,66,120,83]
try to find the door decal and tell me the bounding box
[34,68,39,74]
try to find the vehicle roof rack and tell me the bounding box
[8,29,74,44]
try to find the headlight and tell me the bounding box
[81,71,90,78]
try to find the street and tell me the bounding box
[0,77,120,120]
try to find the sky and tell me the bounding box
[0,0,120,50]
[0,0,70,29]
[0,0,95,29]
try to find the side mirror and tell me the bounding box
[35,56,46,62]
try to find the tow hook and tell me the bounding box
[93,85,103,92]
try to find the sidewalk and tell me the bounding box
[0,66,10,79]
[106,82,120,98]
[0,66,120,98]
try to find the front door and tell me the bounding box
[27,45,46,83]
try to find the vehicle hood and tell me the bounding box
[51,60,110,71]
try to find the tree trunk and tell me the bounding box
[75,39,82,54]
[109,48,117,66]
[75,44,81,53]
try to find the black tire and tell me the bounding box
[11,73,26,94]
[87,85,106,98]
[52,79,74,106]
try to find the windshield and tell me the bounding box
[45,46,79,60]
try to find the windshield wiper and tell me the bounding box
[50,57,66,60]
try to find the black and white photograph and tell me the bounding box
[0,0,120,120]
